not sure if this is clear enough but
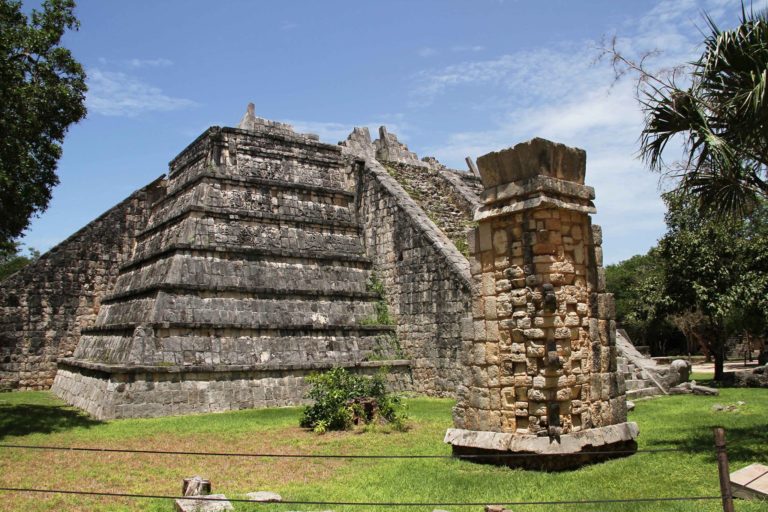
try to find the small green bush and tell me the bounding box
[299,367,407,433]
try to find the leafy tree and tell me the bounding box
[603,6,768,218]
[0,243,39,281]
[657,193,768,379]
[0,0,87,251]
[605,250,675,354]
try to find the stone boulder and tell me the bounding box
[733,364,768,388]
[667,359,692,387]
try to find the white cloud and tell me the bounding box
[417,47,438,58]
[126,57,174,68]
[95,57,174,68]
[409,0,749,263]
[452,45,485,53]
[86,68,197,117]
[410,45,604,108]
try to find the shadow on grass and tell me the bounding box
[647,424,768,464]
[0,403,101,440]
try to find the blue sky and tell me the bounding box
[19,0,761,264]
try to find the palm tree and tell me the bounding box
[640,6,768,217]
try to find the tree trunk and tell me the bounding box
[714,344,726,381]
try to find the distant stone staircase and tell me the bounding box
[616,331,668,400]
[618,355,664,400]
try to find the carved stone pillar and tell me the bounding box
[445,138,638,470]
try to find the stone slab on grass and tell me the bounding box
[246,491,283,502]
[445,422,639,454]
[175,494,234,512]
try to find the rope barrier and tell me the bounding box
[0,443,682,459]
[0,486,723,507]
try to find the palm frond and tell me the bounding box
[678,162,760,218]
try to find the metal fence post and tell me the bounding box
[714,427,735,512]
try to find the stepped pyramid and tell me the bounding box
[51,105,408,419]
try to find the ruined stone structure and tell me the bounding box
[445,138,638,469]
[1,107,481,417]
[1,107,636,430]
[50,110,413,418]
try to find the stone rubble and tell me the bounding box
[733,364,768,387]
[374,126,429,168]
[668,381,720,395]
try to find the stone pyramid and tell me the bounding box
[51,106,406,419]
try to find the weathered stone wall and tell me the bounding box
[336,126,481,397]
[53,360,411,419]
[0,178,166,391]
[355,158,473,396]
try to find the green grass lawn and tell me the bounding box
[0,389,766,512]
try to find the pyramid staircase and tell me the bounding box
[52,113,407,419]
[616,331,666,400]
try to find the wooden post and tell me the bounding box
[714,427,735,512]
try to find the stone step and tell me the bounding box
[149,176,355,233]
[168,129,349,191]
[627,387,664,400]
[95,295,383,329]
[141,205,359,240]
[619,363,636,374]
[133,216,365,262]
[120,245,372,272]
[103,285,379,304]
[110,255,373,300]
[625,379,653,391]
[73,329,402,368]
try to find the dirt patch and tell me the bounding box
[0,427,346,512]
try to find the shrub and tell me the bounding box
[299,367,407,433]
[360,273,393,326]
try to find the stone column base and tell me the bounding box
[445,422,639,471]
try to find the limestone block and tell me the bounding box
[475,138,587,188]
[175,495,234,512]
[246,491,282,502]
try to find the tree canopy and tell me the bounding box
[608,194,768,379]
[0,0,86,251]
[658,193,768,378]
[605,249,675,353]
[0,242,38,281]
